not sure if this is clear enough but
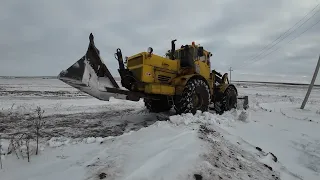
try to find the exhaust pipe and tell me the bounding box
[170,39,177,60]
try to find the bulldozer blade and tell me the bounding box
[237,96,249,110]
[58,33,127,101]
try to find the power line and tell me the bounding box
[248,17,320,63]
[245,3,320,64]
[237,2,320,69]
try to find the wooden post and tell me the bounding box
[300,55,320,109]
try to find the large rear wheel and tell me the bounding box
[174,78,210,114]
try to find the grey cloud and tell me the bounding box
[0,0,319,84]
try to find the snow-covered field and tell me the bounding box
[0,77,320,180]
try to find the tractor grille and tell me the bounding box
[157,75,171,82]
[127,55,143,67]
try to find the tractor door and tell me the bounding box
[194,47,210,79]
[179,45,195,69]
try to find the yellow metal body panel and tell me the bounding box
[144,53,179,72]
[126,47,215,96]
[141,65,154,83]
[144,83,175,95]
[194,60,210,79]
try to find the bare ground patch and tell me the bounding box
[0,108,172,139]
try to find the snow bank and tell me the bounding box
[0,121,208,180]
[83,121,210,180]
[169,111,217,125]
[169,109,250,127]
[188,125,281,180]
[223,99,320,180]
[82,137,105,144]
[47,137,71,147]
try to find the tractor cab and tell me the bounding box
[166,40,212,69]
[164,40,212,79]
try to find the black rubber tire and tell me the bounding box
[174,78,210,114]
[144,97,172,113]
[222,86,237,111]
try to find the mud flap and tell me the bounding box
[58,33,127,101]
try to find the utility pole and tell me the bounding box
[229,67,233,83]
[300,55,320,109]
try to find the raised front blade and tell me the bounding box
[58,33,125,101]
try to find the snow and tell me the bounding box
[1,77,320,180]
[0,121,208,180]
[82,59,99,88]
[223,83,320,180]
[47,137,71,148]
[81,58,118,92]
[65,58,128,101]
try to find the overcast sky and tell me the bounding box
[1,0,320,84]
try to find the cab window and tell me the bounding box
[173,46,200,60]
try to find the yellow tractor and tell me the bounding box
[58,33,248,115]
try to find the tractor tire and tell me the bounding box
[144,97,172,113]
[221,86,237,112]
[174,78,210,114]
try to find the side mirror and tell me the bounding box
[198,46,204,56]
